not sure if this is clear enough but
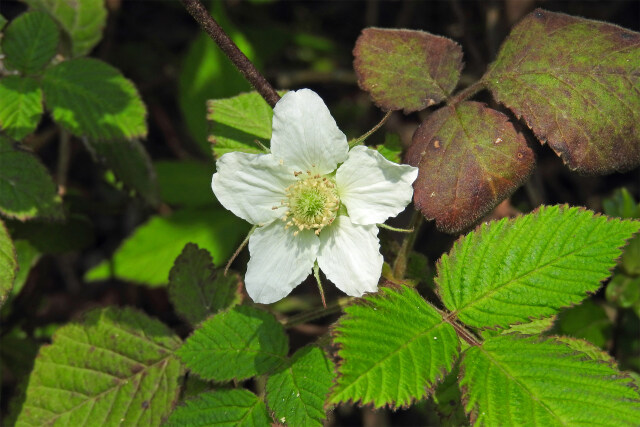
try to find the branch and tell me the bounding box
[180,0,281,108]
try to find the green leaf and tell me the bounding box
[603,188,640,219]
[552,299,611,348]
[25,0,107,57]
[621,235,640,276]
[164,389,271,427]
[0,14,7,30]
[266,345,335,427]
[353,28,462,113]
[375,133,403,163]
[484,9,640,174]
[155,160,215,207]
[177,305,288,382]
[460,334,640,426]
[11,239,40,298]
[1,12,58,74]
[432,364,468,426]
[482,316,556,340]
[0,76,44,140]
[607,274,640,308]
[438,205,640,329]
[554,336,617,364]
[42,58,147,140]
[168,243,242,326]
[84,207,249,287]
[0,219,17,307]
[207,91,273,158]
[15,307,184,426]
[8,213,93,254]
[0,136,64,220]
[330,285,459,408]
[407,101,534,233]
[85,138,159,206]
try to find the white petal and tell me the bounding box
[212,152,295,225]
[271,89,348,175]
[336,146,419,225]
[245,221,320,304]
[317,216,382,297]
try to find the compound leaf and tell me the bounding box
[0,219,17,307]
[0,136,63,221]
[437,205,640,329]
[168,243,242,326]
[164,389,271,427]
[330,285,459,408]
[1,11,58,74]
[177,305,288,382]
[460,334,640,426]
[407,101,534,233]
[0,76,44,140]
[25,0,107,57]
[353,28,462,113]
[15,307,184,426]
[84,208,249,287]
[485,9,640,174]
[42,58,147,140]
[266,345,335,427]
[207,91,274,158]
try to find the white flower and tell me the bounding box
[211,89,418,304]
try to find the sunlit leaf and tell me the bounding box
[1,11,58,74]
[353,28,462,113]
[0,76,43,140]
[165,389,271,427]
[330,285,459,408]
[0,136,63,221]
[168,243,242,326]
[485,8,640,174]
[375,133,403,163]
[437,205,640,329]
[266,345,335,427]
[155,160,215,207]
[460,334,640,426]
[42,58,147,140]
[16,307,184,426]
[177,305,288,382]
[85,207,249,287]
[407,101,534,233]
[0,219,17,307]
[25,0,107,57]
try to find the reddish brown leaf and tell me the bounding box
[484,9,640,174]
[353,28,463,113]
[407,102,534,233]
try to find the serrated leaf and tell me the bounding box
[11,239,40,298]
[438,205,640,329]
[164,389,271,427]
[482,316,556,340]
[266,345,335,427]
[407,101,534,233]
[554,336,617,364]
[0,136,64,221]
[25,0,107,57]
[0,218,17,307]
[484,8,640,174]
[353,28,462,113]
[84,207,249,287]
[168,243,242,326]
[155,160,215,207]
[85,138,159,206]
[15,307,184,426]
[330,285,459,408]
[42,58,147,140]
[460,334,640,426]
[1,11,58,74]
[432,364,468,426]
[375,133,403,163]
[0,76,44,140]
[552,299,611,348]
[177,305,288,382]
[207,91,273,158]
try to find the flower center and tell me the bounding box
[280,171,339,235]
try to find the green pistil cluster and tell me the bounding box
[280,171,339,236]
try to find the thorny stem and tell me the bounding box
[391,210,423,279]
[180,0,281,108]
[283,297,352,329]
[56,129,71,196]
[446,80,487,106]
[349,111,393,148]
[224,225,257,276]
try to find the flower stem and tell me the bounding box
[179,0,281,108]
[283,297,351,329]
[392,210,423,279]
[378,223,414,233]
[446,80,486,106]
[224,225,257,276]
[349,110,393,148]
[313,261,327,308]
